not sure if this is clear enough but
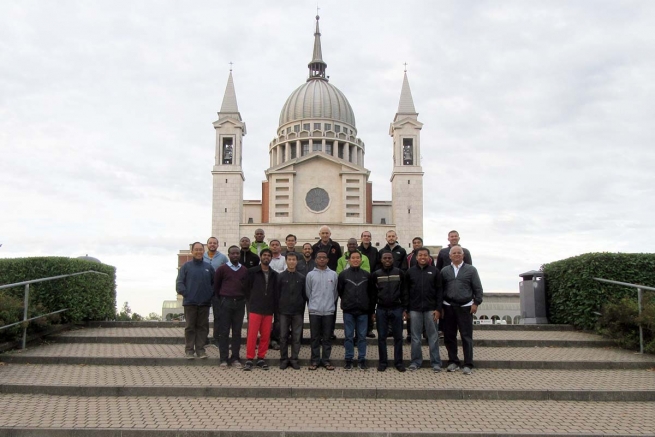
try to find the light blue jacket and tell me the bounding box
[203,251,228,270]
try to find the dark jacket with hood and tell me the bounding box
[379,244,408,271]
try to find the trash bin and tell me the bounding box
[519,270,548,324]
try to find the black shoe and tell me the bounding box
[366,331,376,338]
[243,361,253,371]
[291,361,300,370]
[377,365,387,372]
[395,365,406,373]
[344,361,353,371]
[256,359,269,370]
[358,362,368,371]
[279,360,289,370]
[329,334,336,340]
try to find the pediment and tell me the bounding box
[213,117,246,131]
[390,117,423,130]
[267,152,369,176]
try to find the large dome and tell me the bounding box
[279,79,356,128]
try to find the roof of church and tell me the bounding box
[397,71,416,114]
[278,16,356,128]
[220,71,239,114]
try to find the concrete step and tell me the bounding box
[48,326,615,348]
[1,364,653,402]
[2,343,654,369]
[0,394,653,436]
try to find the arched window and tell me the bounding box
[513,315,522,325]
[502,315,512,325]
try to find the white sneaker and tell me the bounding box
[462,366,472,375]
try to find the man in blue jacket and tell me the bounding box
[176,242,215,359]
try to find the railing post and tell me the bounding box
[637,288,644,354]
[22,283,30,350]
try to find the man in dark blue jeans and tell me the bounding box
[337,251,373,371]
[370,252,408,372]
[213,246,248,368]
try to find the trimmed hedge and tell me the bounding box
[542,253,655,330]
[0,257,116,330]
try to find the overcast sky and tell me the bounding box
[1,1,653,317]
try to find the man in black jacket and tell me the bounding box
[435,230,472,270]
[239,237,260,268]
[337,252,373,370]
[311,225,342,271]
[441,245,483,375]
[243,249,278,371]
[358,230,379,338]
[370,251,408,372]
[380,230,409,341]
[406,247,443,372]
[276,252,307,370]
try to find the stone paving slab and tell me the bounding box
[1,364,653,401]
[2,343,654,369]
[50,327,614,348]
[0,394,653,435]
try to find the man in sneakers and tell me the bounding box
[380,230,409,342]
[370,251,408,372]
[176,242,214,360]
[243,248,278,371]
[441,245,483,376]
[276,252,307,370]
[406,247,443,372]
[213,246,248,368]
[338,251,373,371]
[306,250,338,370]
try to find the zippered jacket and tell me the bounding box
[337,267,373,315]
[440,263,483,306]
[176,259,215,306]
[370,266,407,311]
[406,264,442,313]
[306,267,338,316]
[276,270,307,315]
[379,244,408,270]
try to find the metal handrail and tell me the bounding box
[0,271,107,349]
[594,277,653,354]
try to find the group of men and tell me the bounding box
[175,227,483,375]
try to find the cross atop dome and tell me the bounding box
[308,15,328,81]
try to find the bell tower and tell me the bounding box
[390,70,424,249]
[211,70,246,249]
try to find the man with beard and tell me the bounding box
[243,248,278,371]
[297,243,316,275]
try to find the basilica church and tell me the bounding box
[211,15,425,250]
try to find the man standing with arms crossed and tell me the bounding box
[214,246,248,368]
[306,250,338,370]
[176,242,214,359]
[441,245,483,375]
[370,251,408,372]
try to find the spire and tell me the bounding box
[397,70,416,114]
[219,70,239,114]
[307,15,328,81]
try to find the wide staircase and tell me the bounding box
[0,322,654,436]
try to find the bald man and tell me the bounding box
[311,226,342,271]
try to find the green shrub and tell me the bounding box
[0,257,116,336]
[541,253,655,330]
[597,292,655,353]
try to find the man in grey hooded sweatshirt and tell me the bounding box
[306,250,338,370]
